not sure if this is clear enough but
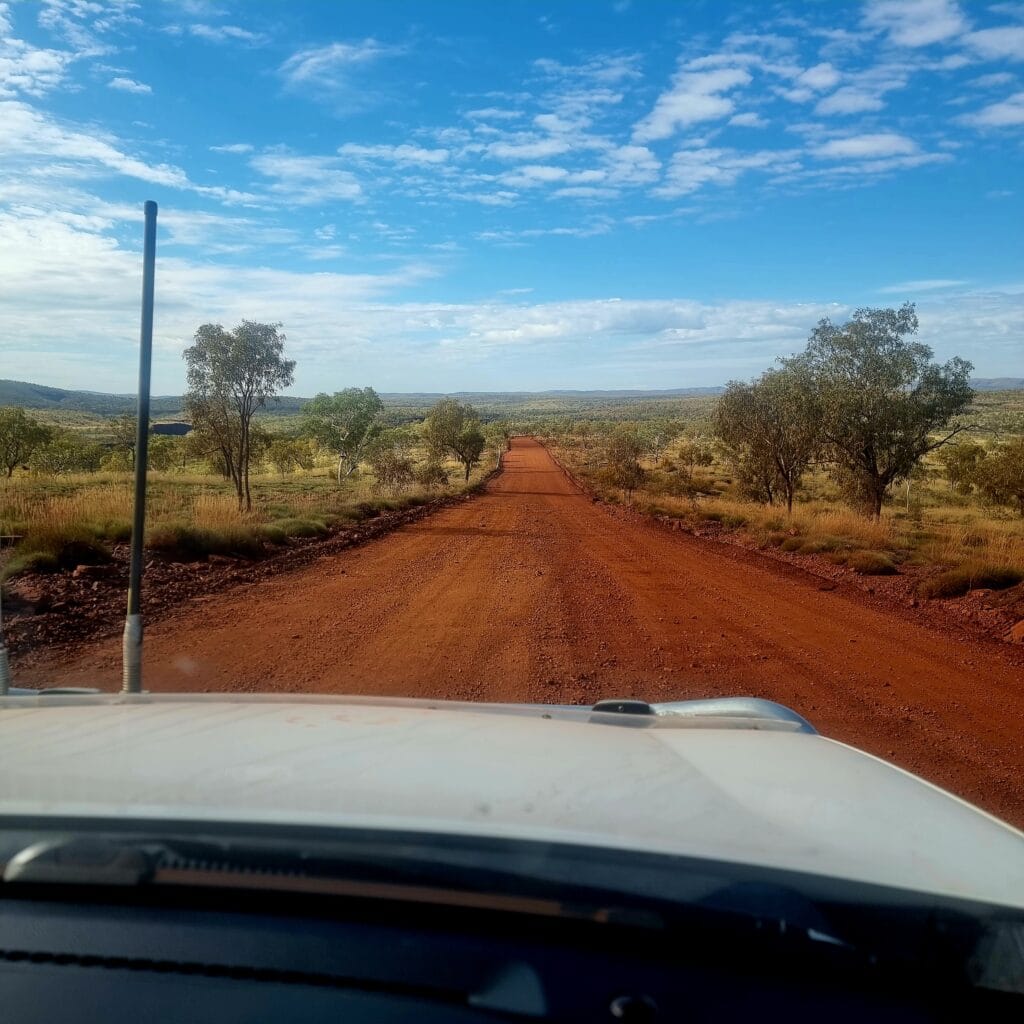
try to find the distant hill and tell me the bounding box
[970,378,1024,391]
[0,380,305,417]
[1,377,1019,417]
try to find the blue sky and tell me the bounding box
[1,0,1022,394]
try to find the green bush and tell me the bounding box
[146,523,264,560]
[799,535,849,555]
[918,565,1023,599]
[846,550,898,575]
[1,550,60,581]
[779,536,804,552]
[269,518,328,539]
[258,524,288,545]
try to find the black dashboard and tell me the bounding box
[1,883,1018,1023]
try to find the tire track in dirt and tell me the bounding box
[17,437,1024,826]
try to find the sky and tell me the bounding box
[0,0,1022,394]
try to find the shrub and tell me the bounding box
[919,565,1023,599]
[846,550,898,575]
[0,523,111,580]
[272,518,328,539]
[799,535,849,555]
[146,523,264,560]
[780,536,804,552]
[1,550,60,581]
[258,524,288,545]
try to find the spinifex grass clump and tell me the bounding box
[918,565,1023,599]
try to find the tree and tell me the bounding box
[715,366,820,514]
[28,432,103,474]
[183,321,295,511]
[976,440,1024,516]
[147,435,179,472]
[936,440,986,495]
[302,387,383,484]
[601,429,646,500]
[365,429,416,493]
[0,406,52,477]
[675,436,715,482]
[423,399,486,481]
[792,304,973,518]
[415,461,450,490]
[109,412,138,469]
[714,383,781,506]
[267,437,314,475]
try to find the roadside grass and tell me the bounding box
[553,440,1024,596]
[0,452,498,580]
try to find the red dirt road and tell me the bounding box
[19,437,1024,825]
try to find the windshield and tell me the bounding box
[1,0,1023,857]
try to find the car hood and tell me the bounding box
[1,693,1022,909]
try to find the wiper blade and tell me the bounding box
[4,836,155,886]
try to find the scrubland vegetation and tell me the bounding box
[547,306,1024,601]
[0,321,500,582]
[2,304,1022,605]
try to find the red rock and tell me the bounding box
[1006,620,1024,644]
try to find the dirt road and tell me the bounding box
[19,438,1024,825]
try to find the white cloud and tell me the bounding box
[603,144,660,184]
[279,39,399,90]
[189,23,266,45]
[963,26,1024,60]
[812,132,918,158]
[797,62,841,90]
[968,72,1016,88]
[878,278,967,292]
[1,99,190,187]
[633,67,751,141]
[498,164,570,187]
[815,87,886,114]
[464,107,521,121]
[728,111,768,127]
[485,136,572,161]
[250,151,363,205]
[107,75,150,94]
[0,15,75,98]
[210,142,253,154]
[655,145,801,197]
[862,0,968,47]
[337,143,449,165]
[960,89,1024,126]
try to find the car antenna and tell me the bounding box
[122,200,158,695]
[0,575,11,695]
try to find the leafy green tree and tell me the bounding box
[147,436,180,472]
[415,461,450,490]
[267,437,314,475]
[29,432,103,474]
[601,429,646,500]
[715,366,820,514]
[790,304,973,518]
[423,399,486,481]
[674,436,715,482]
[366,429,416,493]
[0,406,53,477]
[302,387,383,483]
[715,383,781,506]
[936,440,986,495]
[976,440,1024,517]
[183,321,295,511]
[109,412,138,468]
